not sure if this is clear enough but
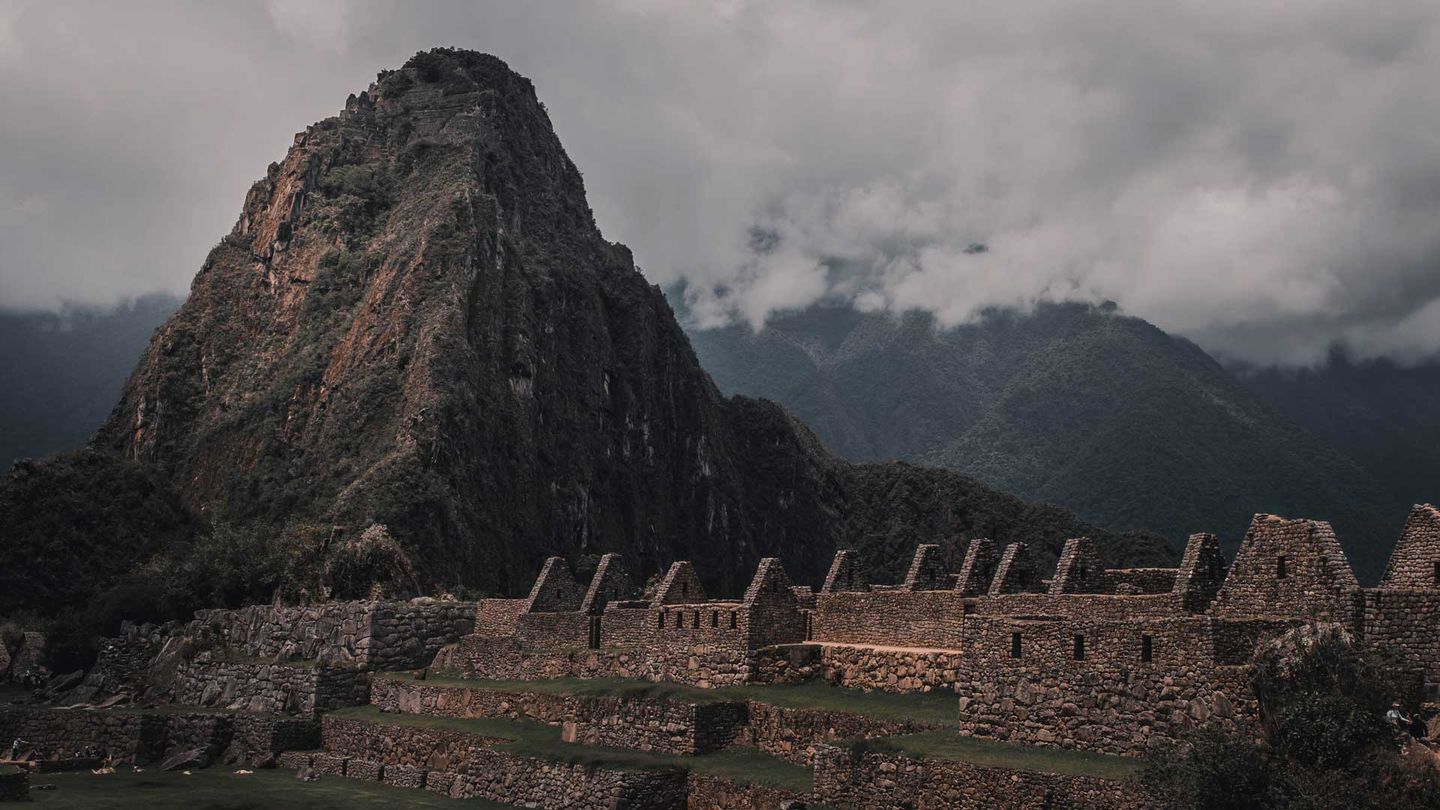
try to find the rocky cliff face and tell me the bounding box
[80,50,1169,599]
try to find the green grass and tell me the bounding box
[368,675,1135,782]
[850,730,1142,780]
[24,768,510,809]
[328,706,812,791]
[393,671,958,724]
[401,671,735,705]
[718,680,959,726]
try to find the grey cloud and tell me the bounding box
[1,0,1439,365]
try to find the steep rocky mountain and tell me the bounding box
[0,295,180,470]
[686,302,1405,582]
[0,49,1172,616]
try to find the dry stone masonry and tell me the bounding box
[19,504,1440,808]
[430,507,1440,758]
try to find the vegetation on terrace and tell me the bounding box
[328,706,814,792]
[849,730,1143,780]
[373,673,1138,779]
[404,671,960,726]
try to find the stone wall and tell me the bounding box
[476,598,529,637]
[185,599,474,670]
[1362,589,1440,695]
[370,676,574,723]
[564,697,747,756]
[312,719,688,810]
[451,753,689,809]
[684,774,810,810]
[738,701,935,765]
[812,591,969,649]
[1381,504,1440,590]
[976,593,1182,620]
[0,707,165,764]
[0,707,314,767]
[320,714,509,772]
[227,714,321,762]
[812,746,1150,809]
[443,626,757,689]
[758,615,1263,755]
[1210,514,1360,623]
[169,658,368,715]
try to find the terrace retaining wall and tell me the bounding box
[813,746,1150,809]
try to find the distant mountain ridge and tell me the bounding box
[0,294,181,469]
[685,300,1418,582]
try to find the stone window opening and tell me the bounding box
[1073,634,1086,660]
[692,611,700,629]
[1010,632,1022,659]
[1433,560,1440,586]
[1141,634,1153,663]
[656,612,665,629]
[729,610,738,628]
[710,611,719,627]
[1276,555,1288,579]
[674,611,684,631]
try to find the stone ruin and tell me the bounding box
[1,505,1438,808]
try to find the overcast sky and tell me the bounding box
[2,1,1440,365]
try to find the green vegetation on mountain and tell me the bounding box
[686,302,1405,581]
[1240,352,1440,511]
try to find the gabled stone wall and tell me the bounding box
[901,544,951,591]
[1050,537,1104,594]
[955,538,999,597]
[1210,514,1360,623]
[1381,504,1440,590]
[525,557,586,613]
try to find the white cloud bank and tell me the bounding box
[2,0,1440,365]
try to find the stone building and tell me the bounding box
[443,505,1440,755]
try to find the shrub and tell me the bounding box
[1143,623,1440,809]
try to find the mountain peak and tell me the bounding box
[3,54,1170,617]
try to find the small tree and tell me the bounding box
[1144,623,1440,809]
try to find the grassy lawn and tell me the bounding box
[406,672,735,705]
[852,730,1143,780]
[25,768,510,809]
[395,672,958,725]
[328,706,813,792]
[717,680,958,726]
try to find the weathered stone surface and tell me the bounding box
[813,746,1151,809]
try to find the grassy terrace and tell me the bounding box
[28,768,511,809]
[328,706,813,792]
[854,730,1144,780]
[395,671,960,726]
[374,675,1140,780]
